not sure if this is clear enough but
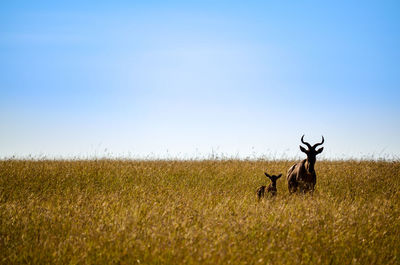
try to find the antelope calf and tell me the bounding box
[287,135,324,194]
[257,172,282,200]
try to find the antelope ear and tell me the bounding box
[264,172,271,179]
[316,147,324,154]
[300,145,307,153]
[277,174,282,179]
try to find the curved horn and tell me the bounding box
[301,135,312,149]
[313,136,325,148]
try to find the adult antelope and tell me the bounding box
[287,135,324,194]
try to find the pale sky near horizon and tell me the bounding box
[1,1,399,159]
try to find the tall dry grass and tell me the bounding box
[1,160,399,264]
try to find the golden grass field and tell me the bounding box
[1,159,399,264]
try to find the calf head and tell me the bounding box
[265,172,282,188]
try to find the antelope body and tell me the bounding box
[257,172,282,200]
[287,135,324,194]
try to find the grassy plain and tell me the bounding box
[1,159,399,264]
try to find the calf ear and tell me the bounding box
[300,145,307,153]
[316,147,324,154]
[277,174,282,179]
[264,172,271,179]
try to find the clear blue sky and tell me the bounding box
[1,0,399,159]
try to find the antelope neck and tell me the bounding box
[305,159,315,173]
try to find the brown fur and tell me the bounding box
[287,135,324,194]
[257,172,282,200]
[256,185,266,200]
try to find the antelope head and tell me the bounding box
[264,172,282,188]
[300,135,324,173]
